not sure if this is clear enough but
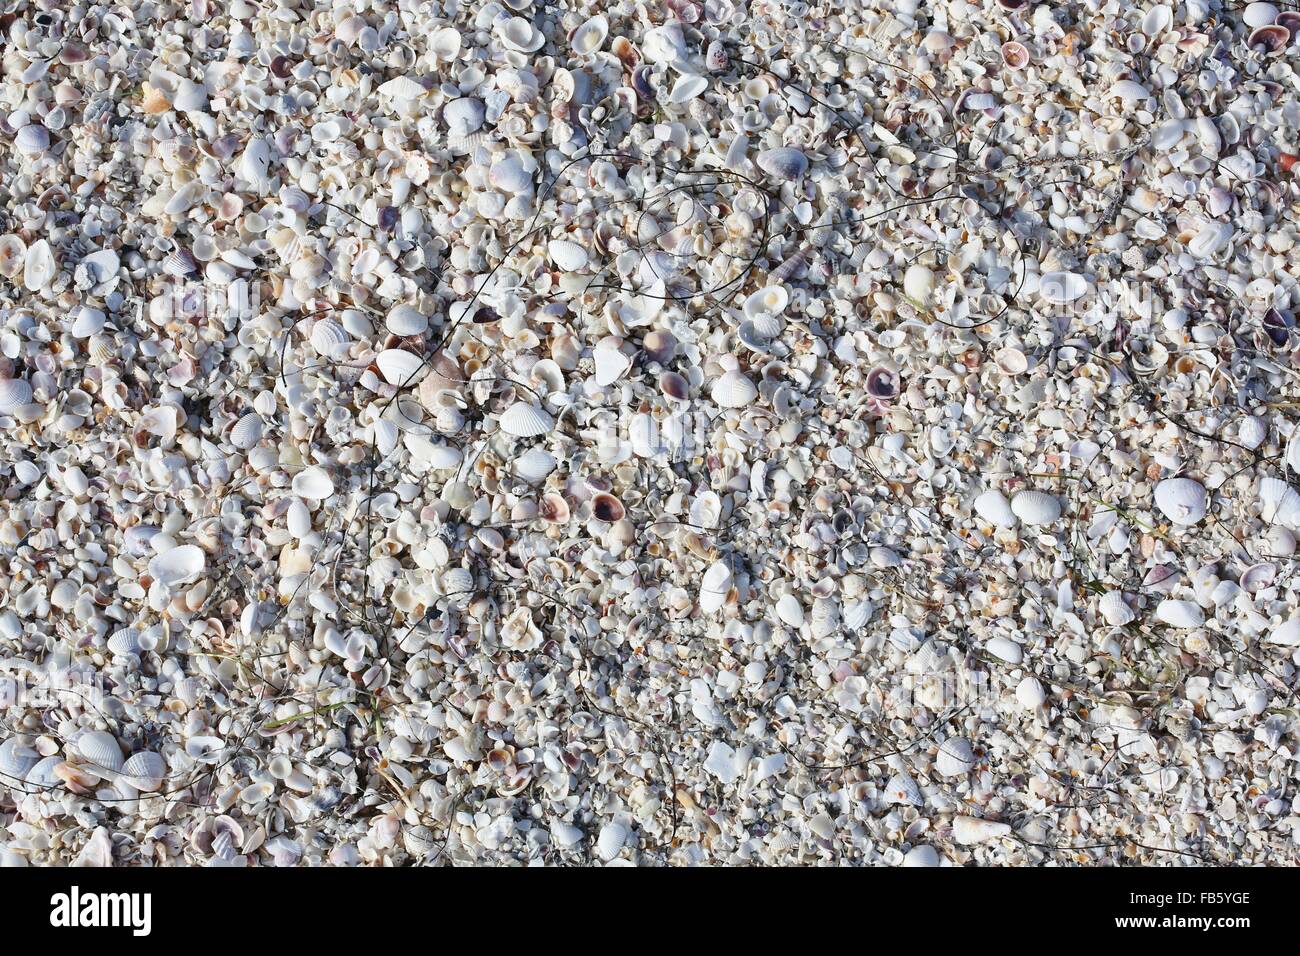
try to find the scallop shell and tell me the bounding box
[230,413,264,450]
[107,628,143,656]
[0,378,33,414]
[443,97,485,137]
[1238,415,1267,450]
[1267,617,1300,646]
[376,348,426,386]
[378,76,428,100]
[1155,599,1204,628]
[0,738,40,783]
[292,465,335,500]
[73,731,124,774]
[548,239,589,272]
[310,318,351,358]
[710,370,758,408]
[936,737,976,776]
[570,15,608,55]
[442,567,475,599]
[121,751,166,792]
[1010,490,1061,525]
[14,123,50,155]
[1154,477,1207,525]
[386,305,428,336]
[973,489,1016,527]
[756,147,809,180]
[148,544,206,588]
[1260,477,1300,528]
[1099,591,1135,626]
[499,401,554,437]
[513,447,557,483]
[883,771,922,806]
[699,558,733,613]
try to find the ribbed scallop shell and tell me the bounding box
[0,378,33,414]
[1010,490,1061,525]
[841,599,873,630]
[756,146,809,179]
[1260,477,1300,527]
[973,489,1016,527]
[1154,477,1207,525]
[121,751,166,792]
[1238,415,1267,450]
[0,738,39,782]
[376,348,426,386]
[1099,591,1135,626]
[107,628,142,656]
[1155,599,1204,628]
[73,731,124,774]
[443,97,485,137]
[513,448,557,483]
[710,370,758,408]
[499,401,554,437]
[441,567,475,599]
[230,413,264,450]
[14,123,50,155]
[936,737,975,776]
[310,318,351,358]
[548,239,589,272]
[883,771,922,806]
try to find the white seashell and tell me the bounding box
[1239,562,1276,593]
[148,544,206,588]
[547,239,589,272]
[73,731,124,774]
[513,447,557,483]
[1109,80,1151,103]
[903,264,934,305]
[1155,599,1203,628]
[1037,270,1089,304]
[1238,416,1267,450]
[15,123,50,156]
[1143,3,1173,34]
[593,340,631,386]
[1010,490,1061,525]
[1245,2,1280,27]
[595,821,628,862]
[1260,477,1300,528]
[985,636,1022,664]
[230,413,264,450]
[756,147,808,179]
[1153,478,1206,526]
[292,465,335,500]
[775,594,804,627]
[23,238,56,291]
[699,558,733,613]
[498,401,554,437]
[22,755,63,793]
[443,97,485,138]
[0,738,40,782]
[121,751,165,792]
[310,318,351,358]
[902,845,940,867]
[405,434,461,470]
[711,370,758,408]
[743,285,789,321]
[441,567,474,600]
[883,771,922,806]
[499,17,544,52]
[1099,591,1135,626]
[378,76,427,100]
[71,306,106,338]
[551,821,584,848]
[936,738,976,776]
[570,15,608,55]
[1188,221,1233,259]
[489,154,532,194]
[669,73,708,104]
[107,628,143,656]
[953,816,1010,845]
[287,499,312,538]
[376,349,426,386]
[237,137,272,191]
[1286,429,1300,474]
[1267,617,1300,646]
[0,378,33,414]
[386,305,428,336]
[973,489,1016,527]
[1016,676,1045,710]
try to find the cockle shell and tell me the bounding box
[1154,477,1206,525]
[376,349,426,386]
[148,544,206,588]
[883,771,922,806]
[292,465,335,500]
[15,123,50,155]
[1155,599,1204,628]
[107,627,143,656]
[936,737,976,776]
[499,401,554,437]
[548,239,589,272]
[756,147,809,180]
[513,448,557,483]
[310,318,351,358]
[1099,591,1135,626]
[1010,490,1061,525]
[441,567,475,599]
[230,413,264,449]
[386,305,428,336]
[0,738,40,783]
[711,370,758,408]
[699,558,733,613]
[1239,416,1267,450]
[72,731,124,774]
[1016,677,1046,710]
[1260,477,1300,528]
[0,378,33,414]
[378,76,427,101]
[974,489,1016,527]
[570,15,608,55]
[443,97,485,137]
[121,751,166,792]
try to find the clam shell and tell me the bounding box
[0,233,27,278]
[1267,617,1300,646]
[973,489,1016,527]
[756,147,809,180]
[489,154,532,193]
[0,738,40,782]
[230,413,264,450]
[376,348,427,386]
[743,285,789,321]
[513,447,557,483]
[443,97,485,137]
[386,305,428,336]
[1153,477,1206,525]
[148,544,206,588]
[500,16,544,52]
[121,751,166,792]
[775,594,804,627]
[1016,676,1046,710]
[903,264,934,305]
[548,239,589,272]
[107,627,143,656]
[1155,599,1204,628]
[936,737,976,776]
[71,306,106,338]
[15,123,50,155]
[710,370,758,408]
[23,238,56,291]
[237,137,272,191]
[699,558,733,613]
[570,15,608,55]
[1010,490,1061,525]
[1099,591,1135,626]
[499,401,554,437]
[669,73,708,104]
[883,771,922,806]
[1037,270,1089,304]
[1240,562,1276,592]
[292,465,335,500]
[378,76,428,100]
[72,731,124,774]
[0,378,33,414]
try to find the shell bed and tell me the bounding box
[1,0,1300,867]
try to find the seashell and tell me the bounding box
[292,465,335,500]
[14,123,50,155]
[711,370,758,408]
[1248,24,1291,53]
[1000,40,1029,69]
[1278,11,1300,35]
[406,434,461,471]
[1016,676,1045,710]
[1239,562,1276,592]
[378,76,427,100]
[1037,270,1089,304]
[903,264,934,305]
[230,413,264,450]
[865,366,899,399]
[953,816,1010,845]
[107,627,143,656]
[1010,490,1061,525]
[443,97,485,138]
[1260,477,1300,528]
[23,238,56,291]
[513,448,557,483]
[499,401,554,437]
[376,349,426,386]
[22,755,64,793]
[669,73,708,104]
[0,738,40,783]
[1155,599,1203,628]
[72,731,124,774]
[883,771,922,806]
[163,247,198,277]
[499,16,544,52]
[756,147,809,180]
[0,378,33,414]
[775,593,804,627]
[594,339,632,386]
[936,737,976,776]
[489,154,532,194]
[743,285,788,321]
[386,305,428,337]
[442,567,475,600]
[699,558,733,613]
[643,330,678,365]
[596,821,628,862]
[903,845,940,866]
[1244,1,1277,27]
[121,751,166,792]
[1154,477,1207,525]
[539,492,570,524]
[660,371,689,400]
[1238,416,1267,450]
[1188,221,1233,259]
[985,636,1022,663]
[973,489,1016,527]
[1099,591,1135,626]
[1108,80,1150,103]
[1267,617,1300,646]
[994,346,1028,375]
[71,306,106,338]
[0,233,27,277]
[310,318,351,358]
[237,137,272,191]
[548,239,589,272]
[569,15,608,55]
[591,493,624,522]
[149,544,206,588]
[706,40,729,72]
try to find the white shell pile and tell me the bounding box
[2,0,1300,868]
